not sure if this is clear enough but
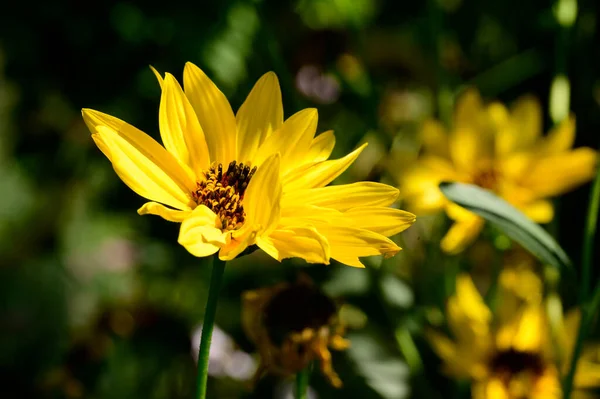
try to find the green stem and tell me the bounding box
[563,285,600,397]
[295,364,310,399]
[195,257,227,399]
[563,160,600,398]
[394,327,423,373]
[580,162,600,302]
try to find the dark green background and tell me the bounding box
[1,0,598,398]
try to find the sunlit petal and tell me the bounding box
[183,62,237,164]
[236,72,283,163]
[283,182,399,211]
[304,130,335,163]
[160,73,210,175]
[343,207,416,236]
[244,153,282,236]
[138,202,192,222]
[178,205,226,257]
[282,143,367,191]
[254,108,318,172]
[257,225,330,264]
[440,216,485,254]
[91,126,193,210]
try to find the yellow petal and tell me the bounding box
[539,115,576,154]
[483,379,510,399]
[453,274,492,324]
[401,157,460,214]
[446,275,493,358]
[183,62,236,164]
[449,127,488,173]
[510,306,545,352]
[440,216,485,254]
[280,205,344,224]
[444,202,476,222]
[343,207,416,236]
[160,73,210,175]
[454,89,484,131]
[450,89,493,170]
[522,148,598,198]
[426,330,480,378]
[304,130,335,163]
[282,143,367,191]
[219,225,259,261]
[149,65,164,89]
[257,226,330,264]
[508,95,542,150]
[316,225,401,268]
[236,72,283,163]
[491,102,518,157]
[91,126,193,210]
[420,119,449,159]
[244,153,282,236]
[137,202,192,222]
[426,330,458,367]
[574,345,600,388]
[254,108,318,172]
[283,181,399,211]
[178,205,226,257]
[521,200,554,223]
[82,108,196,191]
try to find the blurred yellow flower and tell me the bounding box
[242,276,349,387]
[399,89,597,253]
[428,272,600,399]
[82,63,415,266]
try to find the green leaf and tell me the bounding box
[439,182,571,270]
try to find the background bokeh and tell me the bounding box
[1,0,599,398]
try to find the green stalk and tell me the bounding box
[580,163,600,302]
[195,257,227,399]
[563,285,600,397]
[295,364,310,399]
[563,162,600,397]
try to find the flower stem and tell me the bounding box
[563,162,600,398]
[563,285,600,397]
[195,256,226,399]
[295,364,310,399]
[580,162,600,302]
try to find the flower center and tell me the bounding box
[192,161,257,231]
[473,168,500,191]
[263,284,337,346]
[490,348,545,380]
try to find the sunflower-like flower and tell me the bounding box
[398,89,597,253]
[428,272,600,399]
[242,276,349,387]
[82,63,415,266]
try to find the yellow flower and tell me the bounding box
[82,63,415,266]
[241,276,349,387]
[428,273,600,399]
[399,89,597,253]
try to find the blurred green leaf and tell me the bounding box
[347,331,410,399]
[439,182,571,270]
[380,274,413,309]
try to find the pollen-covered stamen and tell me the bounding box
[192,160,257,231]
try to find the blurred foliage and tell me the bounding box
[1,0,599,398]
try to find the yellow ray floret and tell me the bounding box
[82,62,415,266]
[397,89,597,254]
[427,268,600,399]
